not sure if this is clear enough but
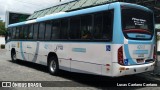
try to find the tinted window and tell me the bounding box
[61,19,68,39]
[9,10,114,41]
[45,21,52,40]
[19,26,24,39]
[28,24,34,39]
[7,28,12,41]
[94,13,103,39]
[122,8,153,32]
[23,26,28,39]
[70,17,81,39]
[102,11,113,40]
[38,23,45,40]
[93,11,113,41]
[12,27,16,39]
[15,27,19,39]
[33,23,39,40]
[51,21,60,40]
[122,6,154,40]
[81,15,92,39]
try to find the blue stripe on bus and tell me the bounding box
[112,3,124,44]
[127,33,151,39]
[124,44,137,65]
[36,4,109,22]
[72,48,86,53]
[20,41,26,60]
[133,50,149,54]
[128,40,154,44]
[8,22,26,27]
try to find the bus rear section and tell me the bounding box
[112,4,156,76]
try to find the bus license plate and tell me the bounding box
[136,59,144,63]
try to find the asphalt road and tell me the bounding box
[0,49,160,90]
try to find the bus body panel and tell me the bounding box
[34,42,48,65]
[27,42,39,64]
[5,2,155,77]
[69,43,112,75]
[110,2,124,44]
[123,39,155,65]
[110,2,155,76]
[6,41,113,76]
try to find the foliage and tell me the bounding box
[0,20,6,36]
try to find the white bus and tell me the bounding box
[5,2,156,77]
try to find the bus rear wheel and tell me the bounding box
[11,51,17,62]
[48,56,59,75]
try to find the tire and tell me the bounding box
[48,56,59,75]
[11,51,17,62]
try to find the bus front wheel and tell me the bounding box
[48,56,59,75]
[11,51,17,62]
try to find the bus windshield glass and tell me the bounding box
[121,6,154,40]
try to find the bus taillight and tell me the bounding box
[118,46,124,65]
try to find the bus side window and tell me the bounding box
[81,15,93,39]
[12,27,16,39]
[51,21,60,40]
[28,24,34,39]
[61,19,68,39]
[24,26,28,39]
[93,12,103,39]
[69,17,81,39]
[38,23,45,40]
[33,23,39,40]
[93,10,113,41]
[6,28,12,42]
[15,27,20,39]
[19,26,24,39]
[103,10,113,41]
[45,21,52,40]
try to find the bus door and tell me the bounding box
[27,42,38,63]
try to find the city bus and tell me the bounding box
[5,2,156,77]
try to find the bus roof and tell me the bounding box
[8,2,152,28]
[27,0,117,20]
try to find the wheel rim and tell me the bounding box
[12,53,16,61]
[50,60,56,72]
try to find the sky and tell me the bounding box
[0,0,68,21]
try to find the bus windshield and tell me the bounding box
[121,6,154,40]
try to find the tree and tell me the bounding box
[0,20,6,36]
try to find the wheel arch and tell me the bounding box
[47,52,59,66]
[11,48,16,55]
